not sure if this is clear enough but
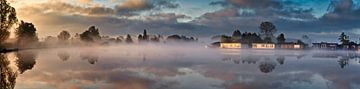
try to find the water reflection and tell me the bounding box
[222,50,360,72]
[5,47,360,89]
[0,53,17,89]
[80,51,99,65]
[258,58,277,73]
[16,51,37,74]
[57,51,70,61]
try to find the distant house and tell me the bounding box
[220,43,241,49]
[341,42,358,50]
[220,43,249,49]
[312,42,338,50]
[278,43,305,49]
[252,43,275,49]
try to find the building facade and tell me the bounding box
[312,42,338,50]
[278,43,305,49]
[252,43,275,49]
[220,43,242,49]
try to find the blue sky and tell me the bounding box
[9,0,360,42]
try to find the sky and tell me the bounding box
[6,0,360,42]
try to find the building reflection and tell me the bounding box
[222,51,360,73]
[16,51,38,74]
[312,52,360,69]
[57,51,70,61]
[0,53,17,89]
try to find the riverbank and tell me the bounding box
[0,48,19,53]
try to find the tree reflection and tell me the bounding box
[0,53,17,89]
[338,57,349,69]
[276,56,285,65]
[57,51,70,61]
[258,58,277,73]
[241,56,259,64]
[16,51,37,74]
[80,53,98,65]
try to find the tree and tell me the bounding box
[220,35,232,43]
[16,21,38,46]
[338,32,349,44]
[232,30,241,42]
[0,0,18,44]
[125,34,133,43]
[232,30,242,37]
[80,26,101,42]
[276,33,286,43]
[143,29,149,41]
[57,30,71,41]
[138,34,143,42]
[302,35,312,45]
[259,22,277,42]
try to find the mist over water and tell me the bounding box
[2,44,360,89]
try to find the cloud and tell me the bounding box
[194,0,360,41]
[210,0,282,9]
[12,0,360,42]
[77,0,92,4]
[115,0,179,16]
[17,1,115,17]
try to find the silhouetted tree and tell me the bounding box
[115,38,122,43]
[44,36,56,43]
[0,53,17,89]
[138,34,143,42]
[302,35,312,45]
[57,30,71,41]
[125,34,133,43]
[276,33,286,43]
[16,51,37,74]
[167,35,181,40]
[0,0,17,44]
[220,35,232,43]
[80,26,101,42]
[339,32,349,45]
[143,29,149,41]
[232,30,242,42]
[259,22,277,42]
[240,32,263,44]
[166,35,197,42]
[15,21,38,46]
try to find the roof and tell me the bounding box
[312,42,338,45]
[252,43,275,44]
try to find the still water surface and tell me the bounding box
[1,45,360,89]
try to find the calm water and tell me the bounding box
[1,44,360,89]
